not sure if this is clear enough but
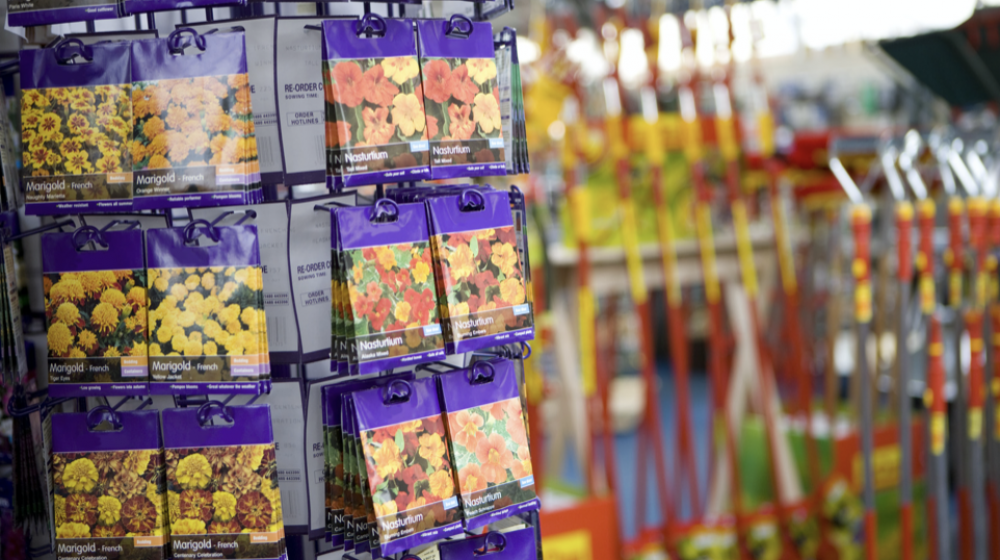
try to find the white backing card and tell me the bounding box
[275,18,328,185]
[256,379,308,531]
[305,377,340,537]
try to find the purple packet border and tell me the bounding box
[25,200,135,216]
[43,230,149,397]
[51,409,160,453]
[161,403,274,449]
[437,360,538,529]
[438,527,538,560]
[8,3,119,27]
[353,377,463,555]
[124,0,234,16]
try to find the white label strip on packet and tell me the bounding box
[305,378,339,538]
[275,18,328,185]
[288,193,355,361]
[191,203,297,357]
[253,380,309,532]
[186,18,282,183]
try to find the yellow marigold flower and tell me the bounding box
[160,294,178,311]
[176,454,212,489]
[212,492,238,522]
[170,283,189,301]
[63,458,98,493]
[130,342,147,357]
[149,343,163,356]
[156,326,173,344]
[466,59,497,84]
[77,329,97,353]
[55,302,81,326]
[188,332,202,344]
[127,286,147,308]
[184,292,204,314]
[54,494,66,525]
[184,275,200,291]
[203,341,218,356]
[47,322,73,356]
[68,348,86,358]
[245,269,262,291]
[172,518,207,535]
[199,273,216,292]
[219,304,241,325]
[224,267,235,277]
[224,339,243,356]
[177,311,197,328]
[64,150,93,175]
[171,332,188,351]
[238,446,265,471]
[91,302,120,335]
[95,154,122,174]
[203,296,223,316]
[37,113,62,140]
[97,270,119,289]
[234,268,249,285]
[214,331,231,347]
[104,347,121,358]
[101,288,127,311]
[154,276,169,292]
[240,307,258,328]
[97,496,122,526]
[57,522,91,539]
[50,279,86,305]
[184,340,202,357]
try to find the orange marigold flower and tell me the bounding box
[235,491,273,530]
[95,154,122,174]
[121,496,158,535]
[179,489,214,522]
[148,154,171,169]
[143,115,165,138]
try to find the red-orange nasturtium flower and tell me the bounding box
[332,61,369,108]
[422,60,453,104]
[446,65,479,105]
[450,410,485,452]
[362,65,400,107]
[459,463,488,494]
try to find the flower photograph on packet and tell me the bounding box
[145,223,265,395]
[427,189,533,354]
[417,16,506,180]
[335,199,445,375]
[322,15,430,188]
[439,359,538,529]
[42,227,149,397]
[130,28,261,210]
[50,408,168,559]
[20,40,133,215]
[162,404,286,560]
[354,378,463,554]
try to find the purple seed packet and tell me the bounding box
[20,41,134,216]
[145,224,264,395]
[130,30,261,210]
[438,359,539,529]
[123,0,238,17]
[416,18,506,180]
[42,229,149,397]
[335,200,446,375]
[343,395,369,554]
[161,404,287,560]
[426,190,533,354]
[353,377,463,555]
[7,0,119,28]
[322,373,413,546]
[438,528,538,560]
[322,17,431,189]
[50,409,168,558]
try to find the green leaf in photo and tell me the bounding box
[470,235,478,258]
[395,429,404,453]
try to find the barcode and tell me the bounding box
[268,314,287,346]
[259,136,276,168]
[315,135,325,164]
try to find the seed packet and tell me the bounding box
[0,213,27,384]
[354,377,463,554]
[426,189,532,353]
[417,16,506,179]
[7,0,119,28]
[335,200,445,374]
[123,0,240,18]
[130,28,261,210]
[145,224,265,395]
[322,373,412,545]
[438,359,538,528]
[438,528,538,560]
[20,40,134,215]
[322,16,430,188]
[42,228,149,397]
[161,404,286,560]
[50,409,168,560]
[343,395,369,554]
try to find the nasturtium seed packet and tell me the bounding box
[161,405,286,560]
[354,378,462,554]
[50,410,168,560]
[426,190,532,354]
[438,359,538,529]
[42,229,149,398]
[145,225,265,395]
[416,19,505,180]
[322,18,430,188]
[8,0,119,28]
[335,202,445,374]
[20,41,134,215]
[130,31,261,210]
[343,395,371,554]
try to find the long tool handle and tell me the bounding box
[968,197,988,560]
[851,204,877,560]
[896,201,915,560]
[988,200,1000,560]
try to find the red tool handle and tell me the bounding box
[968,311,985,410]
[852,205,873,323]
[897,201,914,282]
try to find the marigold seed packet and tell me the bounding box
[438,359,538,529]
[426,190,532,354]
[322,17,430,188]
[130,30,261,210]
[438,527,538,560]
[42,229,149,397]
[50,409,168,560]
[354,377,462,554]
[335,201,445,374]
[417,18,506,180]
[322,373,412,546]
[145,225,265,395]
[21,41,134,215]
[162,404,286,560]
